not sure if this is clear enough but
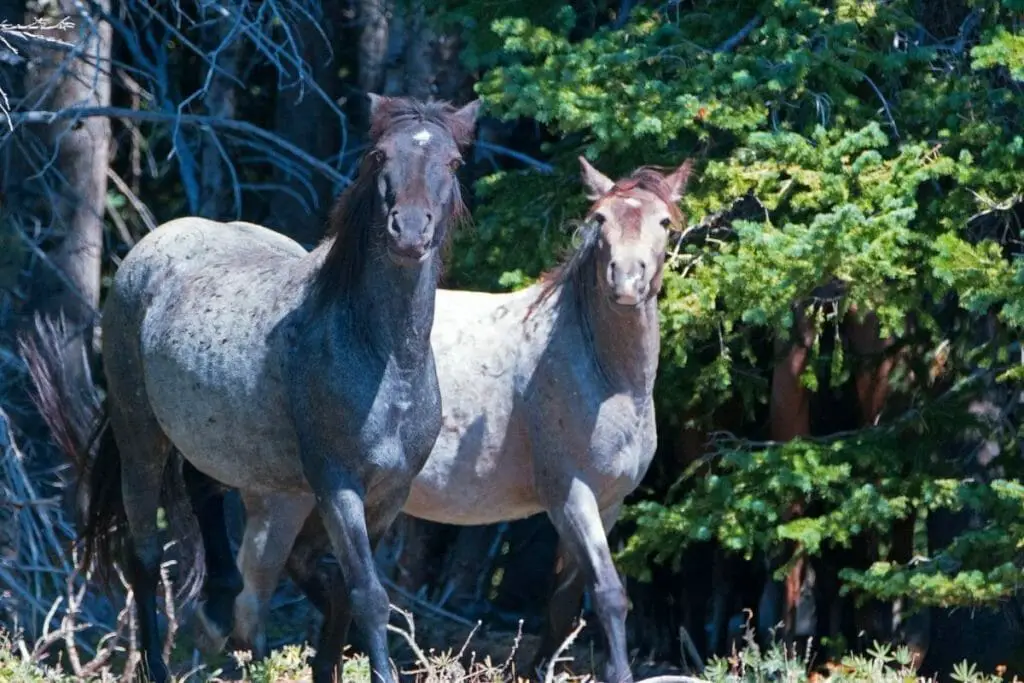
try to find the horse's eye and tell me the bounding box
[660,218,672,228]
[449,157,463,172]
[591,212,607,226]
[371,149,387,165]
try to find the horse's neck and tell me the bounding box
[356,255,439,368]
[568,266,660,398]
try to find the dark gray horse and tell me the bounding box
[26,93,480,683]
[208,157,693,683]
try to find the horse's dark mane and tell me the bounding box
[310,97,471,307]
[527,165,688,316]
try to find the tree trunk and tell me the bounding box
[358,0,390,98]
[21,0,111,400]
[199,9,240,221]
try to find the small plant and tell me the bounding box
[699,620,1021,683]
[231,644,332,683]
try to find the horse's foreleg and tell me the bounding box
[548,485,632,683]
[109,404,174,683]
[306,469,397,683]
[184,463,244,656]
[530,541,585,676]
[283,512,352,675]
[231,491,315,660]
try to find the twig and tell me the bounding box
[501,618,525,672]
[381,575,477,627]
[544,617,587,683]
[678,625,704,673]
[456,619,482,660]
[855,68,900,140]
[387,604,435,680]
[0,18,76,130]
[106,167,158,233]
[476,140,555,174]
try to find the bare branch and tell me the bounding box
[543,617,587,683]
[716,14,762,53]
[9,105,350,186]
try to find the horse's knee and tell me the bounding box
[349,580,389,626]
[593,581,628,624]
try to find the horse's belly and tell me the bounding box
[403,414,541,525]
[150,374,307,492]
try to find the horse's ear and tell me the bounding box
[665,160,694,203]
[447,99,482,146]
[579,156,614,200]
[367,92,391,120]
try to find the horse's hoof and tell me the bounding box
[309,663,340,683]
[603,665,635,683]
[139,655,171,683]
[193,600,230,656]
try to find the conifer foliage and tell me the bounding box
[446,0,1024,617]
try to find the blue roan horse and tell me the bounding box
[26,94,480,683]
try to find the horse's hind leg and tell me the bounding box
[531,542,586,676]
[232,490,315,659]
[285,512,335,618]
[106,396,174,683]
[185,463,244,655]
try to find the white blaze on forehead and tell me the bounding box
[412,129,432,146]
[624,197,642,208]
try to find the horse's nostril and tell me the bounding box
[639,261,647,277]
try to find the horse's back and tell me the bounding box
[102,216,316,492]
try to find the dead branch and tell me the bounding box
[716,14,762,53]
[543,618,587,683]
[10,105,348,186]
[0,18,75,130]
[388,604,436,680]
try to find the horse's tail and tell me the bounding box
[20,314,205,602]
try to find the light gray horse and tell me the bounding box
[208,157,693,683]
[27,94,481,683]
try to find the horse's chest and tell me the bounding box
[371,371,441,465]
[587,397,655,486]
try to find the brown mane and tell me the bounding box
[527,163,691,316]
[311,97,472,307]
